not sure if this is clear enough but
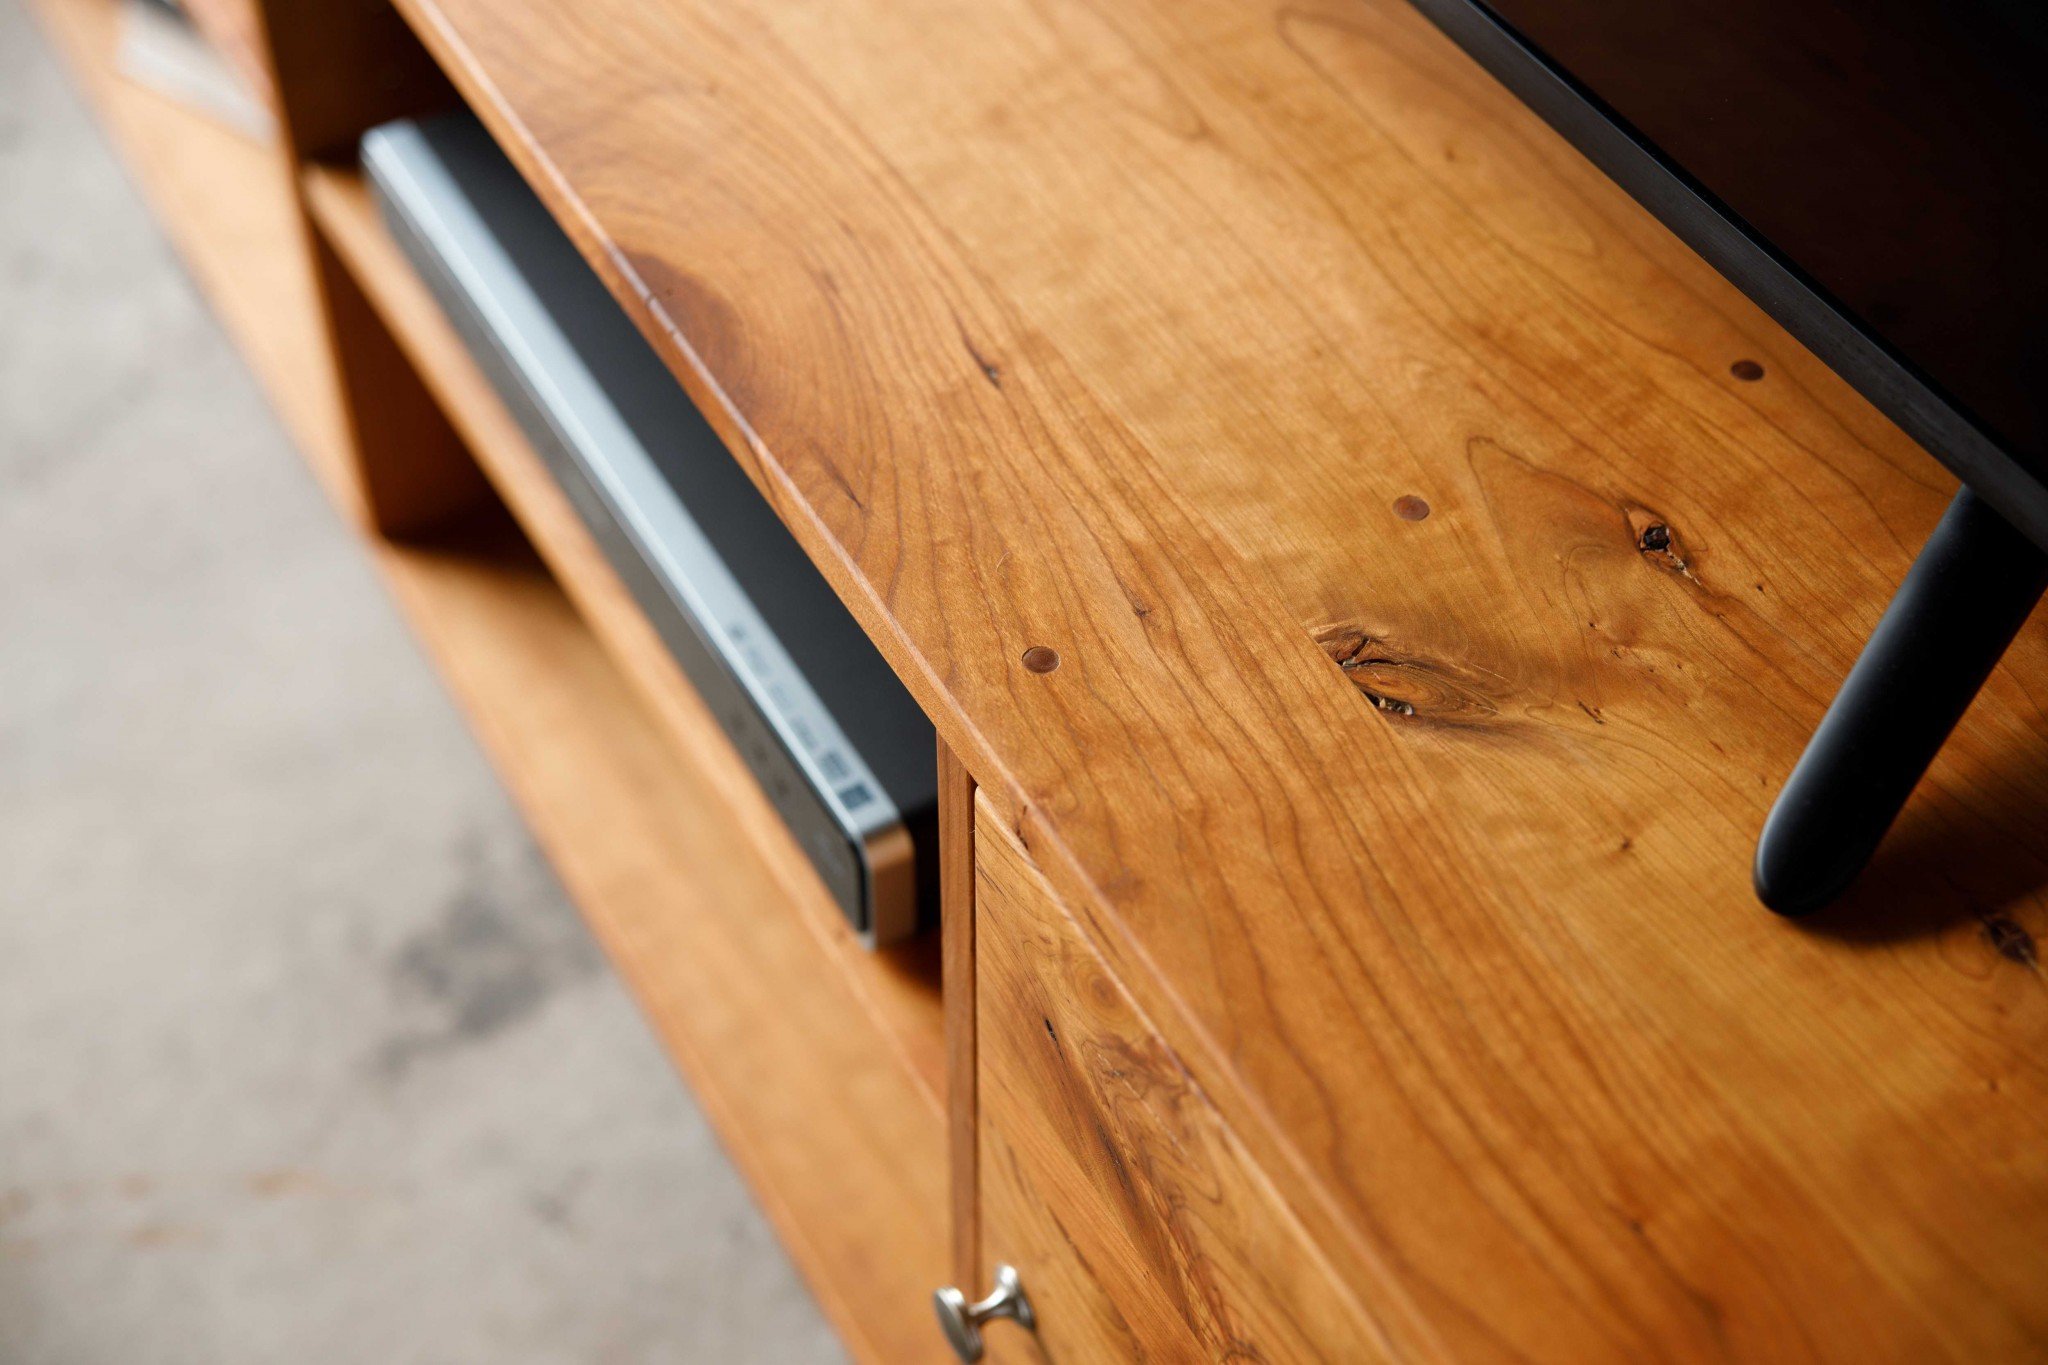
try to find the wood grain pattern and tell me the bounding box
[299,162,950,1110]
[978,796,1387,1363]
[367,507,951,1365]
[384,0,2048,1355]
[942,741,980,1290]
[57,0,2048,1348]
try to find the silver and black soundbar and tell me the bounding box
[363,114,935,944]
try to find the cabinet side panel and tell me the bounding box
[975,797,1389,1363]
[253,0,454,159]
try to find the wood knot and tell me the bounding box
[1625,506,1692,576]
[1312,625,1504,727]
[1021,645,1061,674]
[1393,494,1431,521]
[1730,359,1766,382]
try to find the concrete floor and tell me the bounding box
[0,6,843,1361]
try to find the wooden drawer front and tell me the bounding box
[974,799,1384,1363]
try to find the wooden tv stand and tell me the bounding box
[34,0,2048,1357]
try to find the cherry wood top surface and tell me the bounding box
[391,0,2048,1356]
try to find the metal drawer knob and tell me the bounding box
[933,1263,1035,1361]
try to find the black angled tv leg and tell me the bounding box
[1754,488,2048,917]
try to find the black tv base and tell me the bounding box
[1754,489,2048,916]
